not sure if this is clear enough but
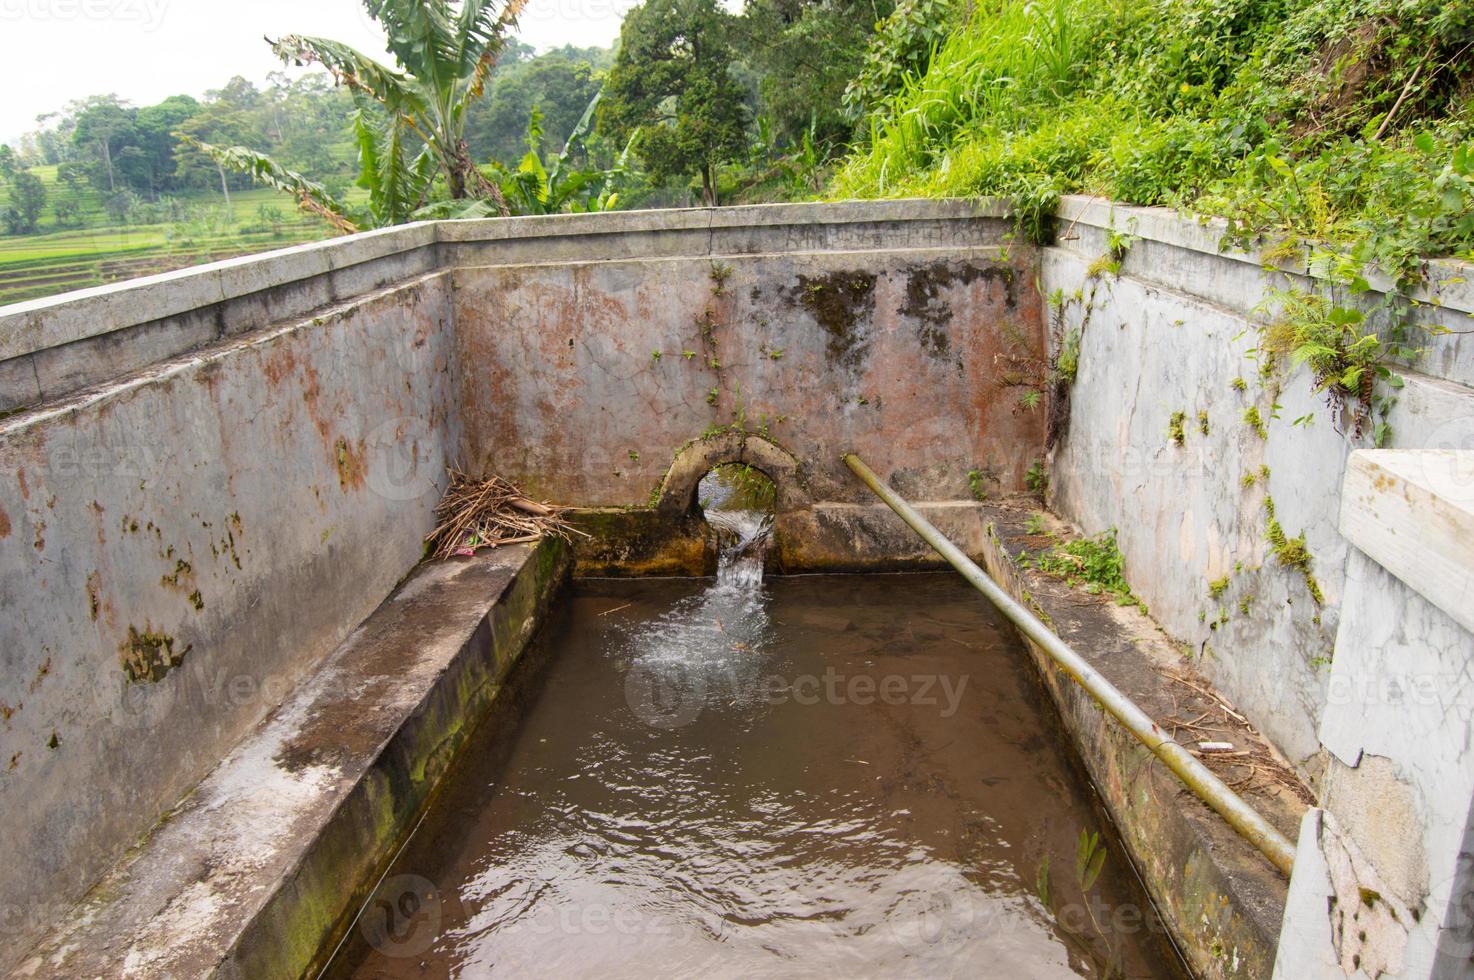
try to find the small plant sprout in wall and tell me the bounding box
[968,469,988,502]
[1086,223,1139,279]
[1260,288,1411,445]
[1085,252,1120,279]
[1197,411,1210,435]
[1243,406,1268,439]
[1105,224,1138,262]
[1168,411,1187,446]
[1026,459,1048,496]
[708,260,733,296]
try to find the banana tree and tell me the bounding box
[489,91,638,215]
[178,136,365,231]
[269,0,525,222]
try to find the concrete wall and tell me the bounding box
[1274,450,1474,978]
[1043,196,1474,775]
[6,194,1471,977]
[453,247,1042,509]
[0,200,1038,971]
[0,224,441,416]
[1041,196,1474,977]
[0,271,460,967]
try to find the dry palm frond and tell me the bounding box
[426,467,586,561]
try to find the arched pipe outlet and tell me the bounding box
[653,431,808,517]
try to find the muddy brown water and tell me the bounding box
[325,573,1188,979]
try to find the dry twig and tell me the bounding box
[425,467,586,561]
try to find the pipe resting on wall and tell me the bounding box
[843,452,1297,877]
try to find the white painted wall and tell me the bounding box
[1043,197,1474,977]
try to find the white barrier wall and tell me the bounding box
[1042,196,1474,977]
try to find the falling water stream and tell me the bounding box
[324,468,1187,979]
[698,464,775,590]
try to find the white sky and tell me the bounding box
[0,0,643,144]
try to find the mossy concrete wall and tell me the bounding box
[451,228,1043,510]
[1043,196,1474,777]
[0,200,1043,972]
[1042,196,1474,978]
[8,194,1466,977]
[0,272,459,969]
[12,541,567,980]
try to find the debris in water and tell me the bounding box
[426,468,586,561]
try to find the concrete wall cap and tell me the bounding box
[1057,194,1474,315]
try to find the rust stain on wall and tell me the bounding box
[900,261,1012,363]
[454,251,1046,507]
[335,437,367,492]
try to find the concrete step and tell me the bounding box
[9,541,568,980]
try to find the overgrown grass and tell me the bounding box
[1023,526,1142,608]
[832,0,1474,278]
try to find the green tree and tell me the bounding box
[601,0,749,205]
[261,72,359,180]
[173,92,262,204]
[70,96,137,193]
[4,171,47,234]
[0,145,17,182]
[737,0,890,146]
[842,0,958,119]
[481,93,635,214]
[134,95,202,194]
[53,195,85,228]
[465,45,610,164]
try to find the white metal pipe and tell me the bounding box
[843,453,1296,877]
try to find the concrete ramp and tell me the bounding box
[10,542,566,980]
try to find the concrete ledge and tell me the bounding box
[1054,195,1474,394]
[975,499,1308,980]
[1340,448,1474,635]
[435,198,1010,243]
[1056,195,1474,316]
[569,508,715,577]
[9,540,569,980]
[0,200,1015,415]
[570,501,1001,576]
[0,223,438,362]
[777,500,994,571]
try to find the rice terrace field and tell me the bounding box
[0,167,348,306]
